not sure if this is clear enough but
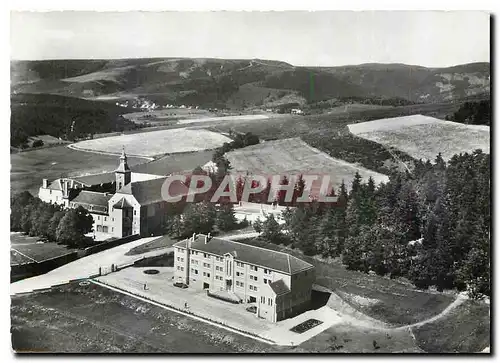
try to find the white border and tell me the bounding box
[2,2,497,362]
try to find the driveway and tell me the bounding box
[10,236,164,295]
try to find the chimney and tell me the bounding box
[205,232,212,244]
[42,179,49,188]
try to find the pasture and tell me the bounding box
[70,128,232,158]
[225,138,389,191]
[10,146,147,195]
[348,115,490,161]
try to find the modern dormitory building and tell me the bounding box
[173,233,315,323]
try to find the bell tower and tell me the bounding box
[115,147,131,192]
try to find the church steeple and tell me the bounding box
[115,147,131,191]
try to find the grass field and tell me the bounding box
[125,235,178,256]
[412,300,490,353]
[226,138,389,192]
[10,233,78,266]
[11,282,281,353]
[131,150,213,176]
[10,145,146,195]
[70,128,231,157]
[348,115,490,161]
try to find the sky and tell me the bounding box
[10,11,490,67]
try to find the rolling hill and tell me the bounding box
[10,93,139,148]
[11,58,490,108]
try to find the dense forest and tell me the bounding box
[250,150,490,298]
[11,93,139,148]
[446,99,491,126]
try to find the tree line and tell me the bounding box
[253,151,490,299]
[445,100,490,126]
[11,191,94,248]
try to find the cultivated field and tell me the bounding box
[70,128,232,158]
[348,115,490,161]
[225,138,389,192]
[10,145,147,195]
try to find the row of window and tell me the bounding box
[235,281,244,288]
[249,285,258,291]
[203,272,211,278]
[215,266,223,272]
[96,225,112,233]
[249,275,258,281]
[263,278,272,284]
[260,296,273,306]
[203,262,210,268]
[191,268,199,275]
[177,257,185,263]
[176,266,185,271]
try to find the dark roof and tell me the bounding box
[113,197,133,209]
[174,234,313,275]
[118,177,190,205]
[70,172,115,186]
[71,190,112,207]
[269,279,291,296]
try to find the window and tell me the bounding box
[268,298,273,306]
[97,215,100,220]
[236,261,243,267]
[194,269,199,275]
[112,227,114,232]
[112,218,114,222]
[104,217,107,222]
[177,266,181,270]
[177,257,180,262]
[264,268,271,274]
[203,272,211,278]
[250,265,258,271]
[263,278,267,284]
[134,210,136,215]
[249,285,258,291]
[216,266,223,272]
[236,281,244,287]
[250,275,258,281]
[216,275,223,281]
[236,272,243,277]
[203,263,211,268]
[204,253,208,258]
[261,296,265,304]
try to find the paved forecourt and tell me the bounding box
[95,266,345,346]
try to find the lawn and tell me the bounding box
[225,138,389,192]
[236,237,455,327]
[70,128,232,158]
[10,145,147,195]
[11,243,77,264]
[348,115,490,162]
[11,282,282,353]
[295,324,422,353]
[125,235,178,256]
[412,300,490,353]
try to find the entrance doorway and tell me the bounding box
[225,279,232,290]
[203,282,210,290]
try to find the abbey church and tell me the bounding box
[38,150,189,239]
